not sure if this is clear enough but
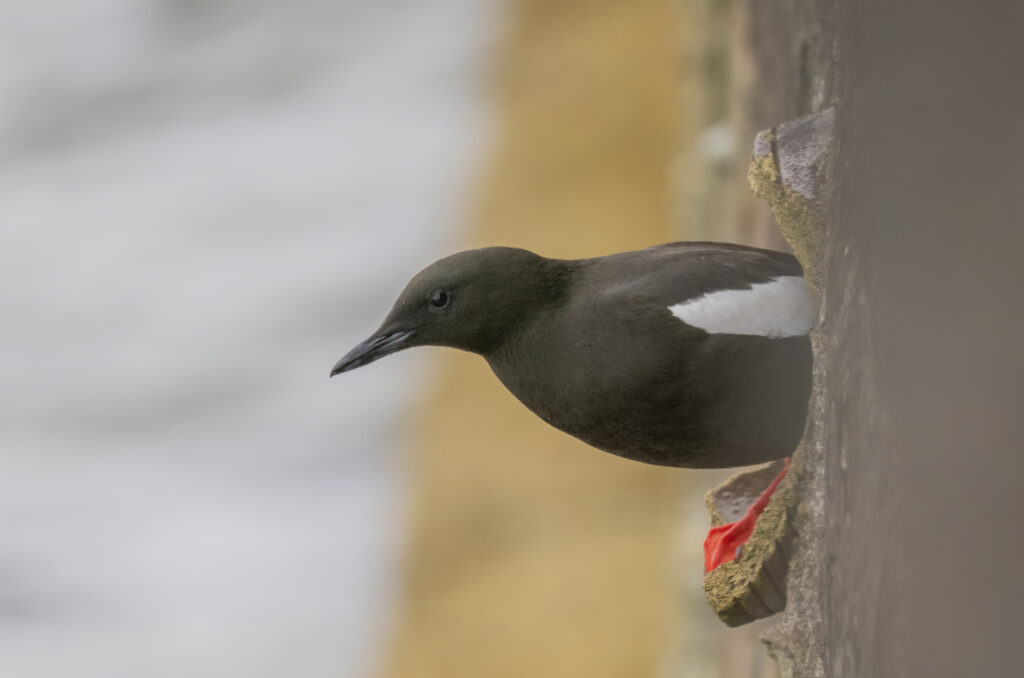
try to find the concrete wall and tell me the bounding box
[824,1,1024,675]
[717,1,1024,675]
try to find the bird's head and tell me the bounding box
[330,247,567,376]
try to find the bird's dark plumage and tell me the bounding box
[332,242,812,469]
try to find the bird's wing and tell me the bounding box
[594,242,813,338]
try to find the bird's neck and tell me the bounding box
[476,258,580,357]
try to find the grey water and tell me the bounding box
[0,1,497,676]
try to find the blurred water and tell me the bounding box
[0,1,497,676]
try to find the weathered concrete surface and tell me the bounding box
[822,1,1024,676]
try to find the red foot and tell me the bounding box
[703,458,791,573]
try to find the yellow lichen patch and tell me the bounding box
[376,1,689,677]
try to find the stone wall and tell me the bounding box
[685,1,1024,676]
[823,1,1024,675]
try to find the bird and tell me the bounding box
[331,242,813,570]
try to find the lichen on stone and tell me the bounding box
[747,128,829,293]
[702,450,805,626]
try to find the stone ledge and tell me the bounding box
[700,108,835,676]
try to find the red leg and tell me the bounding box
[703,458,791,573]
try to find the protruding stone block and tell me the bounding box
[702,458,797,626]
[748,107,836,291]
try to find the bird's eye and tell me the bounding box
[429,290,449,309]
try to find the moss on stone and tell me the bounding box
[747,129,830,293]
[702,447,807,626]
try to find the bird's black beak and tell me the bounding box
[330,330,415,377]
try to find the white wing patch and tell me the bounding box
[668,276,812,338]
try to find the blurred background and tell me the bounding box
[0,1,790,677]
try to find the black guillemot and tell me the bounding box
[331,242,813,570]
